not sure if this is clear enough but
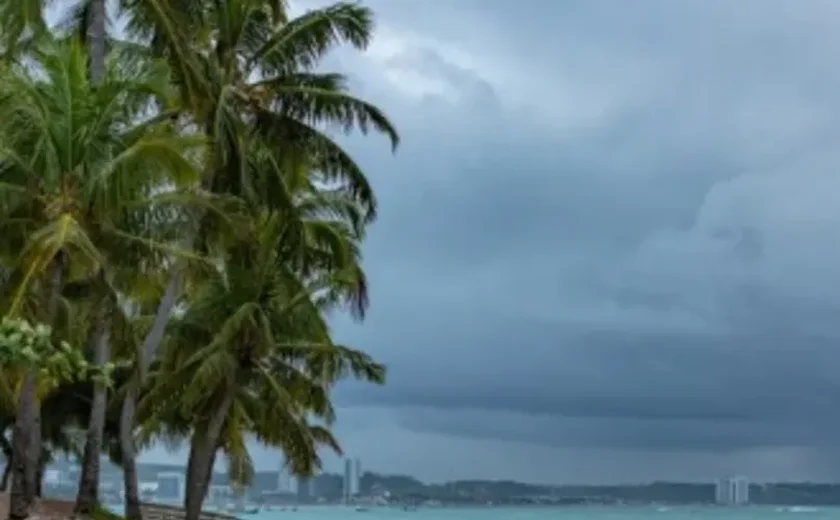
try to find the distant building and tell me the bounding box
[353,459,362,495]
[277,471,293,493]
[138,481,159,502]
[207,484,231,505]
[715,476,749,505]
[277,458,295,493]
[157,472,184,502]
[732,476,749,504]
[343,459,352,502]
[343,458,362,502]
[296,477,313,501]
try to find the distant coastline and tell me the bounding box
[27,460,840,507]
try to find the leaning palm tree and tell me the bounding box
[138,208,385,520]
[0,35,202,519]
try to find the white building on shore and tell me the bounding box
[715,476,749,505]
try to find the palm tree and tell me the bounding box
[112,2,399,516]
[73,0,111,513]
[139,207,385,520]
[0,36,201,519]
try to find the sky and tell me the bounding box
[145,0,840,484]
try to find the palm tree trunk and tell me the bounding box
[74,306,112,515]
[0,434,11,491]
[70,6,107,508]
[9,256,64,520]
[183,393,233,520]
[119,276,179,520]
[81,3,116,514]
[87,0,106,83]
[34,450,46,499]
[120,391,142,520]
[9,372,40,520]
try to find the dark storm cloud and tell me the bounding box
[394,410,837,453]
[340,328,840,450]
[293,0,840,477]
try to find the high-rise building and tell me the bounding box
[715,476,749,505]
[343,459,352,502]
[714,478,730,504]
[343,457,362,501]
[732,476,749,505]
[352,458,362,495]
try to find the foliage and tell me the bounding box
[0,317,113,388]
[0,0,398,517]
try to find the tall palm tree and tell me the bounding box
[0,36,201,520]
[73,0,110,513]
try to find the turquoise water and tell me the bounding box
[240,506,836,520]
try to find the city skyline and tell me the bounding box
[30,459,840,506]
[44,458,840,493]
[139,445,800,486]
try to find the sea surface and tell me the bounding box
[238,506,835,520]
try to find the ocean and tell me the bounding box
[239,507,833,520]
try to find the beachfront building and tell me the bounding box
[715,476,749,505]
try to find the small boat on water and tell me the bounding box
[355,507,369,512]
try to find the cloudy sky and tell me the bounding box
[145,0,840,484]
